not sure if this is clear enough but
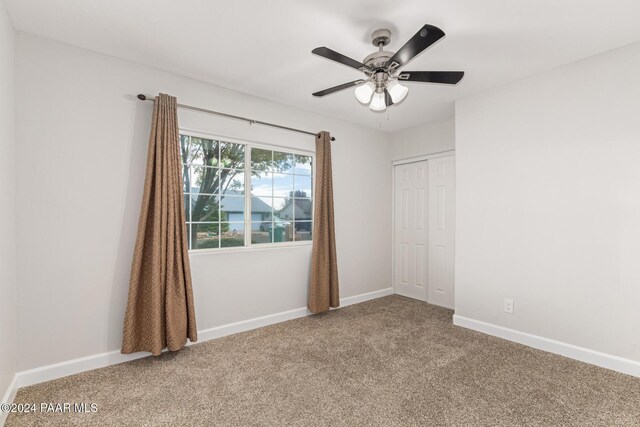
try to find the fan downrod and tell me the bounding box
[364,29,394,70]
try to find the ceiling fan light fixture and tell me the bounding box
[386,80,408,104]
[369,91,386,112]
[311,25,464,114]
[354,81,375,104]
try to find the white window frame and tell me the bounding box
[180,128,315,254]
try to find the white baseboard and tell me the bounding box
[11,287,394,393]
[197,306,310,343]
[453,315,640,378]
[339,287,394,307]
[198,287,394,342]
[1,374,17,425]
[13,349,154,391]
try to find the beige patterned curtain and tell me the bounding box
[308,131,340,313]
[122,93,197,355]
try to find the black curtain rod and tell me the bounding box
[137,94,335,141]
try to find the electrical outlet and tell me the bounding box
[504,298,514,314]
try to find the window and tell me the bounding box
[180,133,313,250]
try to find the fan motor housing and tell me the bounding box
[363,51,394,70]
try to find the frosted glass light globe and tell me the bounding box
[386,80,408,103]
[369,92,386,112]
[354,82,375,104]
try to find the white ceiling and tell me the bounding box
[6,0,640,132]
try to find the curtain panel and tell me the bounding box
[122,93,197,355]
[308,131,340,313]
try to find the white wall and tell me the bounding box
[14,33,391,371]
[0,0,17,404]
[391,119,454,161]
[455,42,640,362]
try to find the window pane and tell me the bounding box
[250,220,290,243]
[191,166,219,195]
[272,197,287,214]
[192,223,219,250]
[251,148,272,171]
[190,137,219,167]
[294,154,312,175]
[272,219,291,243]
[179,135,191,164]
[191,194,219,222]
[184,195,190,222]
[294,221,313,241]
[250,195,272,222]
[220,195,244,222]
[219,170,245,195]
[251,223,271,244]
[182,164,191,194]
[186,223,191,250]
[220,142,245,169]
[273,151,295,173]
[274,200,292,221]
[293,198,313,221]
[282,222,295,242]
[220,222,245,248]
[250,172,272,196]
[294,175,312,198]
[273,173,294,198]
[274,213,291,224]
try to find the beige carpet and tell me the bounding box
[6,296,640,426]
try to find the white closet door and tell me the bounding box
[394,161,428,301]
[428,155,455,309]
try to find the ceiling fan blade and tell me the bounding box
[387,25,446,70]
[312,80,365,97]
[398,71,464,85]
[312,47,368,71]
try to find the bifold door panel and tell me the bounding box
[394,161,428,301]
[427,156,455,309]
[393,156,455,308]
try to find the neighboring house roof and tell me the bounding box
[279,198,312,220]
[221,193,272,213]
[250,197,273,213]
[187,190,313,220]
[189,188,272,213]
[219,195,244,213]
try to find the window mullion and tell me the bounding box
[245,145,251,247]
[271,150,275,244]
[293,173,296,223]
[217,166,222,249]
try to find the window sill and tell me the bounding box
[188,241,313,256]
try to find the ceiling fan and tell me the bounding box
[312,25,464,112]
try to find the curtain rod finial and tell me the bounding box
[137,94,147,101]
